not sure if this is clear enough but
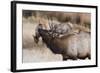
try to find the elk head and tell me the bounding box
[33,23,43,43]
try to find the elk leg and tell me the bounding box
[62,54,68,61]
[71,56,78,60]
[88,53,91,59]
[63,58,68,61]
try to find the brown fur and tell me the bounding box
[38,29,91,60]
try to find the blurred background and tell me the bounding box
[22,10,91,63]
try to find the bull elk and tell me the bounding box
[37,26,91,60]
[33,17,91,60]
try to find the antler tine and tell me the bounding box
[52,19,57,32]
[50,17,54,31]
[54,24,57,33]
[48,17,58,36]
[47,16,52,30]
[51,17,55,31]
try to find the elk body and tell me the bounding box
[38,28,91,60]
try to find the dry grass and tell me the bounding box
[22,17,62,62]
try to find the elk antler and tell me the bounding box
[47,16,63,37]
